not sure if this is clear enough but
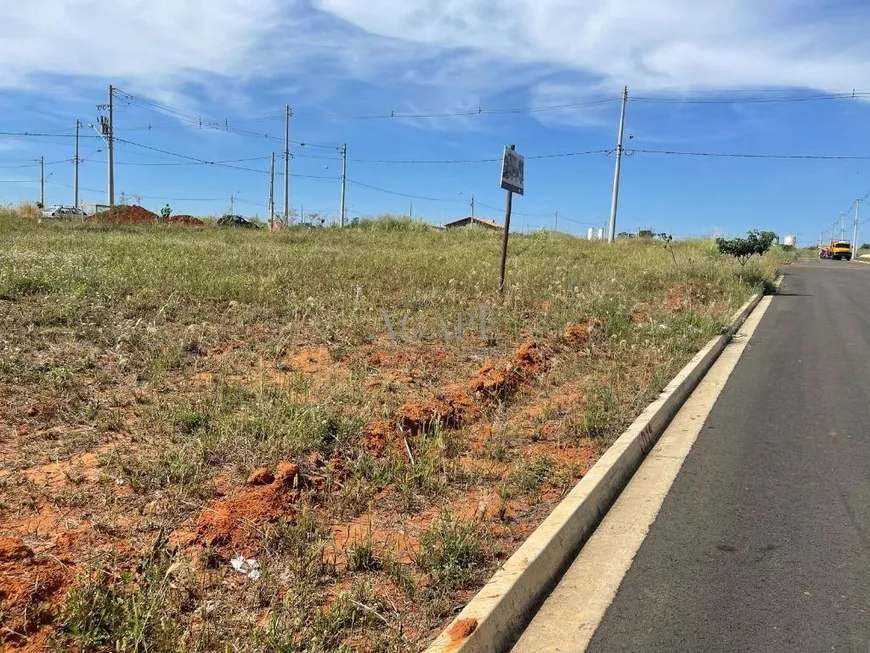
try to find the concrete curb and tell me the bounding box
[425,286,773,653]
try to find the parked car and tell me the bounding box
[217,214,259,229]
[41,205,86,220]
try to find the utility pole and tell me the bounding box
[409,202,413,219]
[74,120,81,209]
[841,212,847,240]
[607,85,628,243]
[853,199,861,258]
[554,210,558,232]
[108,85,114,207]
[471,194,475,218]
[340,143,347,228]
[283,104,291,225]
[39,156,45,209]
[268,152,275,230]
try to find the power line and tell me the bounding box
[631,148,870,161]
[0,131,100,139]
[346,179,465,202]
[293,97,621,121]
[266,89,870,121]
[475,200,583,221]
[0,158,77,168]
[114,89,285,143]
[632,91,870,104]
[302,148,608,165]
[112,137,273,174]
[112,156,273,167]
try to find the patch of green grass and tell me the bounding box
[415,514,489,591]
[347,536,380,572]
[57,556,182,652]
[511,455,555,494]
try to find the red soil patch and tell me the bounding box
[16,441,117,489]
[632,307,651,324]
[0,537,72,652]
[167,214,204,226]
[87,206,203,226]
[386,341,551,439]
[363,349,452,368]
[563,318,605,348]
[361,420,392,456]
[289,346,332,374]
[448,617,478,641]
[90,204,158,224]
[194,462,301,555]
[246,467,274,485]
[667,281,712,313]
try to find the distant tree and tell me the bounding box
[715,230,777,267]
[306,212,326,227]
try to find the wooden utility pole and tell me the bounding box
[499,144,516,295]
[39,156,45,209]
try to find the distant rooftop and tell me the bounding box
[443,216,503,230]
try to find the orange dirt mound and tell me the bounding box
[195,462,301,553]
[667,281,712,313]
[91,204,158,224]
[397,400,450,435]
[448,617,478,642]
[386,340,552,439]
[246,467,274,485]
[562,319,605,348]
[631,308,651,324]
[167,214,204,226]
[0,537,72,651]
[362,421,391,456]
[289,346,332,374]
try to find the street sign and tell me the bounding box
[500,147,524,196]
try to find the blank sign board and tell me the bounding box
[500,147,524,196]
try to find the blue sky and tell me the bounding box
[4,0,870,242]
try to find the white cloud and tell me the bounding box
[0,139,28,153]
[314,0,870,93]
[0,0,286,88]
[3,0,870,120]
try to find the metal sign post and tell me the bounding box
[499,144,524,295]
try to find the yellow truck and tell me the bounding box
[820,240,852,261]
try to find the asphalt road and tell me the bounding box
[587,260,870,653]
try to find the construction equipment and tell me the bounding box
[820,239,852,261]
